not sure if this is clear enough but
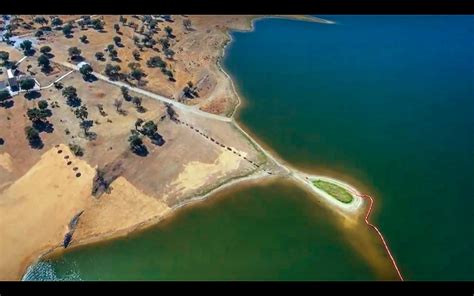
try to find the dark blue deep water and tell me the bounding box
[224,15,474,280]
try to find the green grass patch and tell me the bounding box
[312,179,353,203]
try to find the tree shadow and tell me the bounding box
[33,120,54,133]
[86,132,97,141]
[67,96,82,107]
[25,91,42,100]
[41,66,54,74]
[150,133,165,146]
[71,55,84,63]
[83,74,98,83]
[25,49,36,56]
[0,100,14,109]
[28,136,44,149]
[136,106,147,113]
[132,145,148,157]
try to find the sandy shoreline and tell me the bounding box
[11,14,369,281]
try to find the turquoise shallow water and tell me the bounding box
[224,15,474,280]
[26,15,473,281]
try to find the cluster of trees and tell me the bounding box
[62,85,82,107]
[128,117,164,156]
[116,86,146,114]
[106,44,119,61]
[37,46,53,72]
[131,117,165,152]
[77,17,104,31]
[61,85,95,139]
[24,100,52,148]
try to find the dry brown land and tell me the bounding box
[0,15,324,280]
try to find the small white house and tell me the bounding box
[6,69,13,79]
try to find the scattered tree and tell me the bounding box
[146,56,166,68]
[37,54,51,71]
[68,46,82,60]
[62,86,77,99]
[130,68,144,81]
[104,64,121,80]
[24,126,42,147]
[135,118,144,130]
[39,45,52,55]
[132,50,140,60]
[51,17,63,27]
[164,48,175,59]
[128,129,147,155]
[79,35,88,43]
[34,16,48,26]
[80,120,94,136]
[141,120,157,137]
[79,64,93,79]
[62,23,73,36]
[0,51,9,65]
[132,96,142,109]
[69,143,84,156]
[91,19,104,31]
[113,98,123,111]
[113,36,121,46]
[0,89,11,103]
[114,23,120,32]
[38,100,48,110]
[74,105,88,121]
[95,51,104,61]
[164,26,173,37]
[159,38,170,49]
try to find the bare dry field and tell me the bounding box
[0,15,323,280]
[0,66,266,280]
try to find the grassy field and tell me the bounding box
[312,179,353,203]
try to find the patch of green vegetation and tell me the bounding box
[312,179,353,203]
